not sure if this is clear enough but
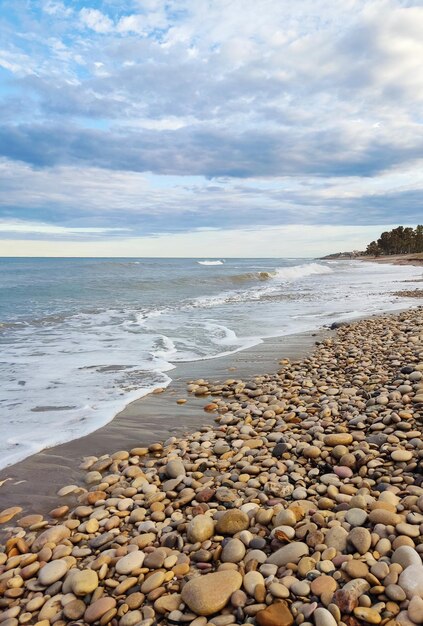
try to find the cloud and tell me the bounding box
[79,8,114,34]
[0,0,422,252]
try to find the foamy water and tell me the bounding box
[0,257,421,469]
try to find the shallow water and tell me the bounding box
[0,257,421,468]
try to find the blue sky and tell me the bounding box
[0,0,422,256]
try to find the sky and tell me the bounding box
[0,0,422,257]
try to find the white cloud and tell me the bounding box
[79,8,114,34]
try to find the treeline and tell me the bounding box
[366,225,423,256]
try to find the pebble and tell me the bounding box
[313,607,338,626]
[187,515,215,543]
[398,564,423,599]
[256,602,294,626]
[3,309,423,626]
[38,559,68,586]
[115,550,145,574]
[181,571,242,615]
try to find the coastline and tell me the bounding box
[0,328,327,519]
[1,306,422,626]
[324,252,423,266]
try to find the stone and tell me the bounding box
[187,515,215,543]
[141,571,166,593]
[391,449,413,462]
[243,571,265,596]
[313,607,338,626]
[70,569,98,596]
[165,459,186,478]
[368,509,402,525]
[348,527,372,555]
[325,527,348,552]
[221,538,246,563]
[398,565,423,599]
[333,578,370,613]
[345,508,368,527]
[31,525,71,551]
[408,596,423,624]
[154,593,182,614]
[324,434,353,446]
[344,560,369,579]
[84,597,117,623]
[266,542,309,566]
[256,602,294,626]
[310,576,337,597]
[181,571,242,615]
[392,546,422,570]
[116,550,145,575]
[63,599,86,620]
[38,559,68,586]
[353,607,381,624]
[215,510,250,535]
[0,506,22,524]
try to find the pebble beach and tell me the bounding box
[1,307,423,626]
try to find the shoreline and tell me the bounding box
[1,306,422,626]
[324,253,423,266]
[0,328,328,519]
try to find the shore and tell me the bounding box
[323,253,423,267]
[1,306,423,626]
[0,330,325,518]
[359,253,423,267]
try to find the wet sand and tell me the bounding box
[0,329,328,518]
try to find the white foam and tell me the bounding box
[274,262,333,281]
[198,260,225,265]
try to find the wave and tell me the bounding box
[273,262,333,281]
[198,260,224,265]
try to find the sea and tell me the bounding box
[0,257,422,470]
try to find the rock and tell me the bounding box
[324,434,353,446]
[243,571,265,596]
[348,527,372,554]
[266,542,309,566]
[84,597,117,623]
[181,571,242,615]
[154,593,182,614]
[392,546,422,569]
[333,578,370,613]
[391,449,413,462]
[31,525,70,551]
[0,506,22,524]
[63,599,86,620]
[256,602,294,626]
[408,596,423,624]
[116,550,145,575]
[38,559,68,586]
[398,565,423,599]
[310,576,337,597]
[165,459,186,478]
[221,538,246,563]
[345,508,368,527]
[313,607,338,626]
[70,569,99,596]
[187,515,215,543]
[325,527,348,552]
[368,509,402,525]
[141,571,166,593]
[353,607,381,624]
[215,510,250,535]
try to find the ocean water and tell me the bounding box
[0,257,421,469]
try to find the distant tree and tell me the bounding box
[366,241,381,256]
[371,225,423,255]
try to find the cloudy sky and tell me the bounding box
[0,0,422,257]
